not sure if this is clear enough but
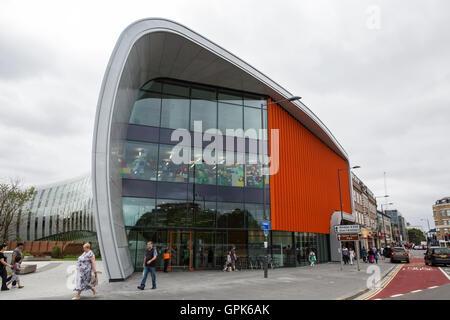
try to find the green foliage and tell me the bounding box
[51,245,63,259]
[408,228,426,244]
[0,180,35,242]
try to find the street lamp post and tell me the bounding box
[337,165,360,271]
[381,202,393,246]
[261,95,301,279]
[375,195,389,248]
[338,166,361,225]
[421,218,431,246]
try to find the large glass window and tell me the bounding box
[190,148,216,185]
[123,197,156,227]
[218,152,245,187]
[244,94,265,109]
[158,144,189,183]
[189,201,216,228]
[162,82,189,97]
[155,199,187,227]
[217,202,244,228]
[244,107,262,132]
[161,95,190,130]
[245,153,263,188]
[245,203,264,229]
[190,95,217,132]
[122,141,158,180]
[218,103,243,136]
[130,91,161,127]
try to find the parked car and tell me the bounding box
[390,247,410,263]
[413,244,423,250]
[424,247,450,266]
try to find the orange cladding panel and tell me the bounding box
[268,100,351,234]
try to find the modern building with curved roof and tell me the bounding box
[92,18,353,280]
[11,175,94,241]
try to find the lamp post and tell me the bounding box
[375,195,389,248]
[338,166,360,225]
[261,95,301,279]
[381,202,393,246]
[337,165,360,271]
[421,218,431,246]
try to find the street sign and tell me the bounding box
[337,233,360,241]
[261,220,271,231]
[334,224,361,234]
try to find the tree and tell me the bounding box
[407,228,426,244]
[0,179,35,243]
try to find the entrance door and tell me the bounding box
[170,230,192,270]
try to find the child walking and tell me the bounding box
[7,261,24,289]
[309,250,316,266]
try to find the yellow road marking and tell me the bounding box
[362,263,404,300]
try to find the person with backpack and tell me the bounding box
[137,241,157,290]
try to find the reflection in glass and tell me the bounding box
[218,92,243,105]
[190,99,217,132]
[161,95,190,130]
[190,148,216,185]
[244,107,262,132]
[130,92,161,127]
[245,153,263,188]
[218,152,244,187]
[158,145,189,183]
[162,82,189,97]
[188,201,216,228]
[155,199,187,227]
[122,141,158,180]
[217,202,244,228]
[245,203,264,229]
[123,197,156,227]
[218,103,243,135]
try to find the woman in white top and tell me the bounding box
[349,248,355,265]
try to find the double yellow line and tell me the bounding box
[362,264,404,300]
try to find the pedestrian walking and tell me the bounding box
[361,247,368,263]
[342,246,349,264]
[6,261,24,289]
[349,247,355,265]
[163,246,170,273]
[231,245,237,271]
[8,242,24,287]
[1,244,13,291]
[138,241,157,290]
[368,247,375,263]
[380,247,384,260]
[374,248,379,264]
[223,251,232,271]
[72,243,98,300]
[308,249,316,266]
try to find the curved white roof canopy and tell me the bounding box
[92,18,350,280]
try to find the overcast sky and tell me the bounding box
[1,0,449,230]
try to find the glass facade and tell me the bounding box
[122,78,330,271]
[14,175,95,241]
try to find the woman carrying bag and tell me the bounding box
[72,243,99,300]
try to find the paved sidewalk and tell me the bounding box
[58,259,392,300]
[0,259,394,300]
[0,261,107,300]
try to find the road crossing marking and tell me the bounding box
[438,267,450,281]
[427,286,439,289]
[390,293,404,297]
[411,289,422,293]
